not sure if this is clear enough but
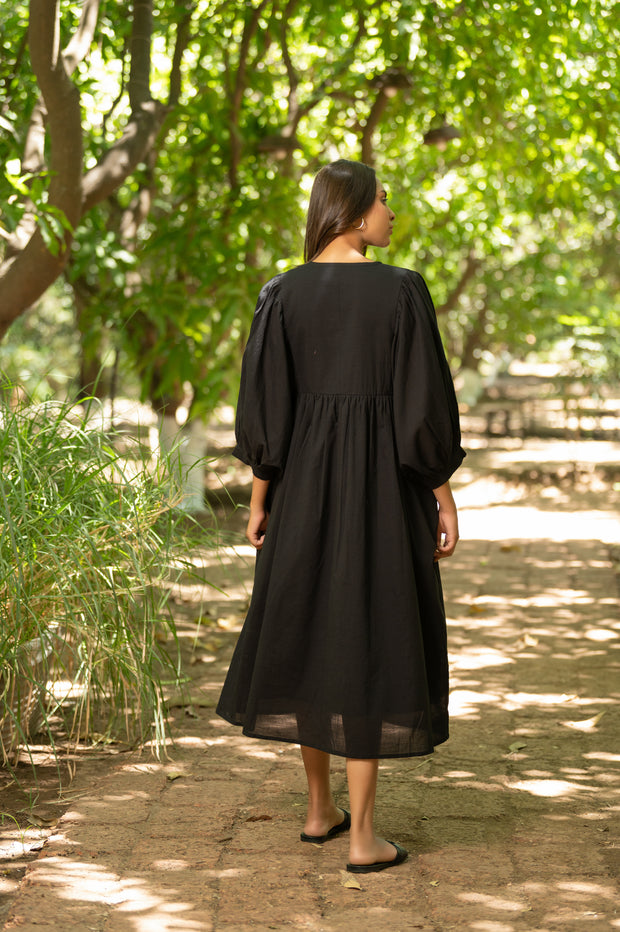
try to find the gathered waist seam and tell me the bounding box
[298,391,393,398]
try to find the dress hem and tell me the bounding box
[217,714,448,760]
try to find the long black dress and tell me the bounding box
[216,262,465,759]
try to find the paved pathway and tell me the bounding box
[2,447,619,932]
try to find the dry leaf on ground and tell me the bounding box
[340,871,362,890]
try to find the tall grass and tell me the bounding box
[0,398,200,768]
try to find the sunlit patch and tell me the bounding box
[35,858,119,902]
[46,679,88,701]
[556,880,617,896]
[450,648,514,671]
[459,891,527,912]
[509,779,589,797]
[579,810,614,822]
[470,922,515,932]
[584,627,619,641]
[459,504,619,542]
[0,876,19,896]
[502,691,580,709]
[201,868,247,879]
[25,855,224,929]
[450,689,501,718]
[239,747,279,760]
[147,859,189,871]
[122,763,165,775]
[160,736,217,748]
[513,590,592,607]
[583,751,620,762]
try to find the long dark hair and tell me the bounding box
[303,159,377,262]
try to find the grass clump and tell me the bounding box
[0,397,198,768]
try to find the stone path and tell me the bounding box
[2,442,619,932]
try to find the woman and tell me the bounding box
[217,159,464,873]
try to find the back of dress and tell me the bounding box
[217,261,465,760]
[280,262,399,396]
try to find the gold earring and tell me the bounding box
[355,218,365,230]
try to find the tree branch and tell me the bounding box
[279,0,299,126]
[168,3,194,107]
[129,0,153,109]
[82,99,166,211]
[228,0,270,188]
[63,0,100,76]
[83,0,164,211]
[16,0,100,236]
[361,89,389,166]
[436,250,482,317]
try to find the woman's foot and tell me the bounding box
[301,806,350,842]
[346,840,408,873]
[347,836,405,867]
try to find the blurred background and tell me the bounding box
[1,0,618,458]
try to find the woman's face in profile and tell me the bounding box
[362,180,395,249]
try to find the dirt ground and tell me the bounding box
[1,428,619,932]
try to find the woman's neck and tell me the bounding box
[312,233,373,263]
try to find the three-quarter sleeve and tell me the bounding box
[232,276,295,480]
[392,271,465,489]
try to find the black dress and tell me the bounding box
[216,262,465,759]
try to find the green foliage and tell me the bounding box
[1,0,618,401]
[0,396,198,767]
[0,282,79,400]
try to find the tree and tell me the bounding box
[2,0,619,410]
[0,0,192,339]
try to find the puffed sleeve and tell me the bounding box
[232,276,295,480]
[392,271,465,488]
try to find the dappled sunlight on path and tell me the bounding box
[3,439,619,931]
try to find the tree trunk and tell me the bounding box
[0,0,83,339]
[73,279,106,400]
[0,0,173,340]
[149,414,207,513]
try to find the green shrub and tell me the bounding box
[0,398,196,768]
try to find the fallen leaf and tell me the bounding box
[499,544,522,552]
[429,880,440,887]
[26,812,58,827]
[245,814,272,822]
[166,771,187,782]
[188,696,216,708]
[165,692,191,708]
[516,634,538,648]
[508,741,527,752]
[563,711,606,731]
[340,871,362,890]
